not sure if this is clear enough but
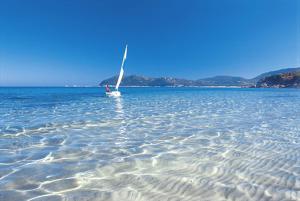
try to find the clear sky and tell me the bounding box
[0,0,299,86]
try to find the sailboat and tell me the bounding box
[106,44,127,97]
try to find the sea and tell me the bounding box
[0,87,300,201]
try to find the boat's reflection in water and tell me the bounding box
[113,97,128,153]
[114,96,124,116]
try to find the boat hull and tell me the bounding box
[106,91,121,97]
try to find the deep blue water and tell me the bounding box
[1,87,300,201]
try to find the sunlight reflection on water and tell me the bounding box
[0,87,300,201]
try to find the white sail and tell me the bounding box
[115,45,127,90]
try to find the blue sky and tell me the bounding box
[0,0,299,86]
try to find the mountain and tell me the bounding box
[256,71,300,88]
[100,75,253,87]
[252,67,300,83]
[100,75,250,87]
[100,75,195,86]
[99,67,300,87]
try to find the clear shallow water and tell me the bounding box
[1,87,300,201]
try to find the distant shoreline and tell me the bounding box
[1,85,243,88]
[1,86,242,88]
[100,67,300,88]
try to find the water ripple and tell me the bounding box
[1,87,300,201]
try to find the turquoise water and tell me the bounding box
[1,87,300,201]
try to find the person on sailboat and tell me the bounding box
[105,84,111,93]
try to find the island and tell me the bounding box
[100,67,300,88]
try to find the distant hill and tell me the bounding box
[256,71,300,88]
[100,75,195,86]
[252,67,300,83]
[100,75,252,87]
[100,67,300,87]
